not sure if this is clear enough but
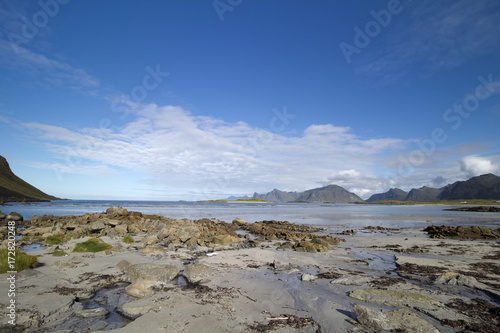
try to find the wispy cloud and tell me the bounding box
[0,39,100,93]
[10,104,410,199]
[356,0,500,83]
[5,104,499,199]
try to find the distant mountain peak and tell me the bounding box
[366,188,407,202]
[253,184,363,203]
[367,173,500,202]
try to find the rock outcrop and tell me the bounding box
[11,207,341,253]
[423,225,500,239]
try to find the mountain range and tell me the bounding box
[0,155,59,203]
[1,154,499,204]
[365,173,500,202]
[249,174,500,203]
[252,185,364,203]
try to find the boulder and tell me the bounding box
[142,236,159,246]
[106,206,128,217]
[232,218,246,225]
[115,224,128,234]
[294,240,321,252]
[124,264,179,297]
[90,221,106,232]
[434,272,483,289]
[128,224,141,234]
[209,234,241,245]
[277,241,294,251]
[6,212,23,221]
[126,278,159,298]
[119,298,157,319]
[116,260,131,271]
[101,218,121,226]
[124,263,179,284]
[183,263,216,283]
[353,304,439,332]
[142,246,166,255]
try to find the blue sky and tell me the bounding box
[1,0,500,200]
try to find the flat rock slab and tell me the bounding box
[124,263,179,283]
[183,263,216,283]
[350,288,441,308]
[353,304,440,333]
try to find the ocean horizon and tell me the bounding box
[4,199,500,231]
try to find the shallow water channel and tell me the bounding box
[56,284,133,332]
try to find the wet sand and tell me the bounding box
[1,223,500,332]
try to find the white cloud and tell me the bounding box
[460,155,500,178]
[10,104,499,200]
[12,104,409,199]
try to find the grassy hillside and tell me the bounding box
[0,155,59,202]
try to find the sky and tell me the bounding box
[1,0,500,201]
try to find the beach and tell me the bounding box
[1,207,500,332]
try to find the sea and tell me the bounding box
[3,200,500,232]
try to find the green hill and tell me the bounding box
[0,155,59,203]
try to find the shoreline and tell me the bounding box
[1,208,499,332]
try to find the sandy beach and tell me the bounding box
[1,208,500,332]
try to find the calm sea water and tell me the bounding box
[3,200,500,231]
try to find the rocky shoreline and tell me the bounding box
[1,207,500,332]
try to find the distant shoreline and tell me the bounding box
[198,198,271,203]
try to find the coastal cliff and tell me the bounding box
[0,155,59,203]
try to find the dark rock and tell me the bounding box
[445,206,500,212]
[423,225,500,239]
